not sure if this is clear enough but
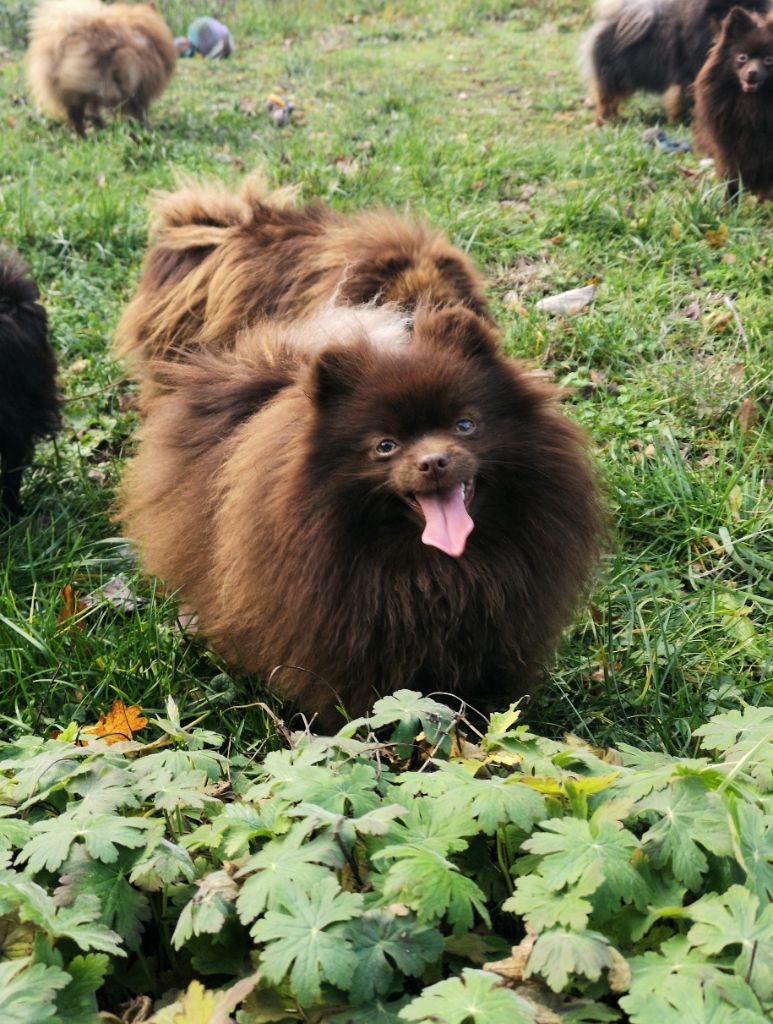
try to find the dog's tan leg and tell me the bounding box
[662,84,684,122]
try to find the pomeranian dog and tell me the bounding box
[118,302,603,722]
[114,171,491,381]
[583,0,770,123]
[0,250,61,516]
[694,7,773,198]
[27,0,176,136]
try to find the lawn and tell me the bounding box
[0,0,770,756]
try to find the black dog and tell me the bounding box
[583,0,771,123]
[0,250,60,515]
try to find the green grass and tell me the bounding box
[0,0,770,756]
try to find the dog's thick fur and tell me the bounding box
[114,172,491,379]
[118,304,603,722]
[583,0,771,122]
[0,250,61,516]
[694,7,773,198]
[27,0,176,136]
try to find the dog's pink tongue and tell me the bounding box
[417,486,473,557]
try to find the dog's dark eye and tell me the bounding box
[737,53,748,65]
[375,439,399,456]
[455,418,476,434]
[765,56,773,66]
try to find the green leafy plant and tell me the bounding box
[0,691,770,1022]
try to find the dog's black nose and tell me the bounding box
[418,453,449,476]
[746,67,759,82]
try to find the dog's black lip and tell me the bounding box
[403,479,475,520]
[740,80,761,93]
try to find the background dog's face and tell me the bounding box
[720,9,773,91]
[304,307,546,558]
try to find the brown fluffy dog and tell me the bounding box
[694,7,773,198]
[114,172,491,380]
[583,0,770,123]
[27,0,176,136]
[118,304,603,723]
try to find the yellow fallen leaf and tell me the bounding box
[704,223,728,248]
[82,699,148,744]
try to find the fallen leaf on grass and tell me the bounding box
[704,223,728,248]
[737,396,757,433]
[536,284,595,316]
[82,699,148,744]
[87,467,107,487]
[57,584,86,625]
[502,290,528,315]
[333,154,359,177]
[80,575,146,613]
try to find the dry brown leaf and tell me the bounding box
[737,396,757,433]
[81,576,145,614]
[87,467,107,487]
[536,285,595,316]
[704,223,728,248]
[333,155,359,177]
[608,946,632,992]
[483,929,537,983]
[82,699,148,744]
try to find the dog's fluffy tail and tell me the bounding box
[114,170,300,368]
[148,170,299,245]
[591,0,658,50]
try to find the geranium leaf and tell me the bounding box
[251,877,363,1006]
[368,690,457,757]
[19,814,154,872]
[524,928,615,992]
[378,846,489,934]
[521,815,645,915]
[636,777,732,890]
[54,846,151,949]
[399,967,536,1023]
[504,872,595,932]
[346,910,443,1004]
[687,885,773,1000]
[430,762,545,833]
[173,869,240,949]
[0,958,70,1023]
[55,953,109,1024]
[693,706,773,788]
[279,762,380,816]
[236,827,343,922]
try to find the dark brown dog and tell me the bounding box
[114,172,491,382]
[694,7,773,198]
[27,0,176,136]
[118,304,603,723]
[0,249,60,516]
[583,0,770,123]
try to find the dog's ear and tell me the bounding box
[722,6,758,40]
[433,253,490,318]
[309,345,369,406]
[413,305,501,363]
